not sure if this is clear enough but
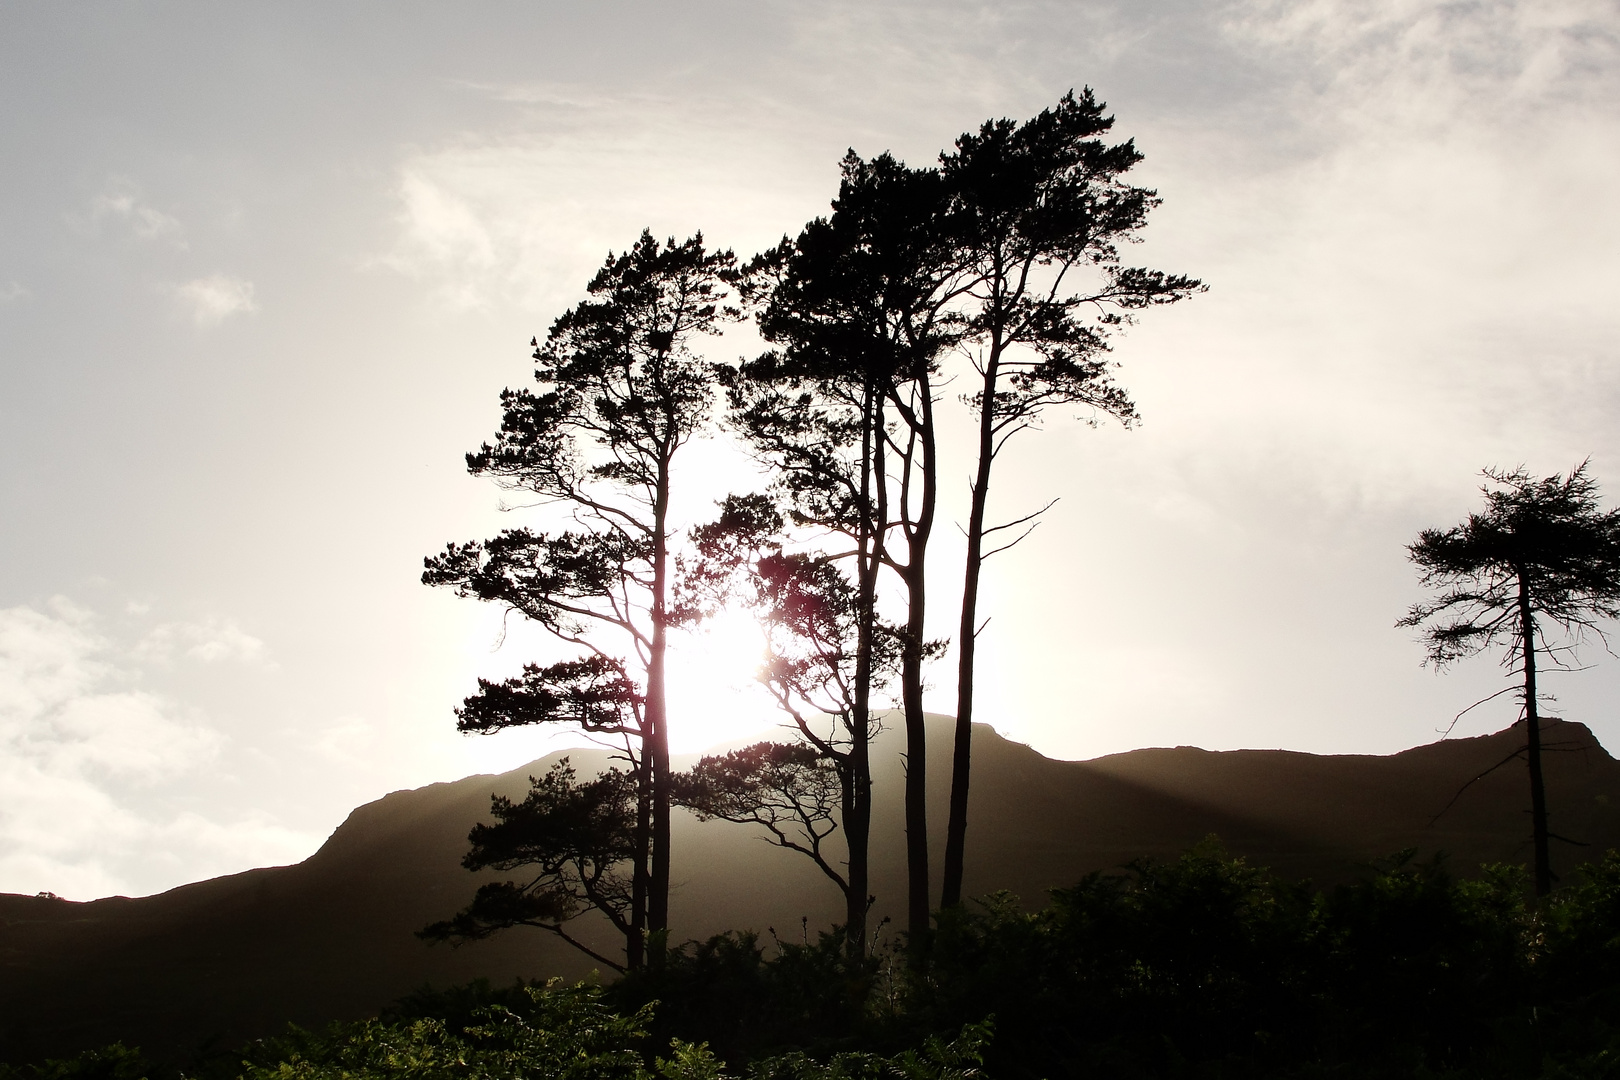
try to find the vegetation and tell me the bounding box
[419,761,639,972]
[1402,463,1620,895]
[423,89,1202,967]
[358,92,1620,1080]
[423,233,741,967]
[936,89,1202,910]
[731,150,961,945]
[17,845,1620,1080]
[678,494,902,958]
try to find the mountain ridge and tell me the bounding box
[4,716,1619,1066]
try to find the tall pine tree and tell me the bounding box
[938,91,1203,908]
[424,231,739,966]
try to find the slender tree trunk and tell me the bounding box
[646,462,672,957]
[843,381,879,959]
[1517,574,1552,897]
[629,751,649,969]
[842,745,869,956]
[942,353,1000,910]
[898,380,938,946]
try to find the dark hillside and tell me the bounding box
[3,718,1617,1065]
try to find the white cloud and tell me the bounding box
[174,273,258,326]
[134,617,272,667]
[0,600,307,899]
[85,181,186,246]
[0,281,30,305]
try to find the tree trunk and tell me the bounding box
[899,381,937,947]
[1517,574,1552,897]
[629,752,649,970]
[843,382,880,959]
[842,742,870,956]
[942,356,999,910]
[647,464,672,958]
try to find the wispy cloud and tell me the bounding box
[83,180,187,246]
[1226,0,1620,130]
[174,273,258,326]
[377,94,834,314]
[133,616,273,667]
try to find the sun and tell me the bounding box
[663,607,781,755]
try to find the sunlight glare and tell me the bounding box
[664,606,780,755]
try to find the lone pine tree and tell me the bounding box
[424,231,740,966]
[1401,462,1620,897]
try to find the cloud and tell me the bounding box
[377,93,834,314]
[1095,0,1620,504]
[85,181,186,246]
[0,281,30,305]
[174,274,258,326]
[134,617,272,667]
[0,600,306,899]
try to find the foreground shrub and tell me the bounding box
[238,983,649,1080]
[0,1044,156,1080]
[906,845,1620,1078]
[606,928,882,1065]
[18,846,1620,1080]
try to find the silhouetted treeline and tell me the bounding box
[16,845,1620,1080]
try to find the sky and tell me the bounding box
[3,0,1619,900]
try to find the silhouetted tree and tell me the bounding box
[936,90,1204,908]
[424,232,740,965]
[735,153,960,943]
[1400,462,1620,896]
[725,240,893,953]
[675,742,843,885]
[419,760,638,972]
[677,493,902,955]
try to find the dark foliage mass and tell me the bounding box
[22,845,1620,1080]
[602,845,1620,1078]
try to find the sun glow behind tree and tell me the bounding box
[663,606,779,754]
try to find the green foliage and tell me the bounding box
[744,1023,990,1080]
[0,1044,155,1080]
[913,841,1324,1077]
[237,983,650,1080]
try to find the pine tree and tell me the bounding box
[937,90,1203,908]
[424,231,739,965]
[1401,462,1620,896]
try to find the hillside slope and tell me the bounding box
[3,717,1618,1064]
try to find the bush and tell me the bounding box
[237,983,650,1080]
[21,845,1620,1080]
[606,928,883,1065]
